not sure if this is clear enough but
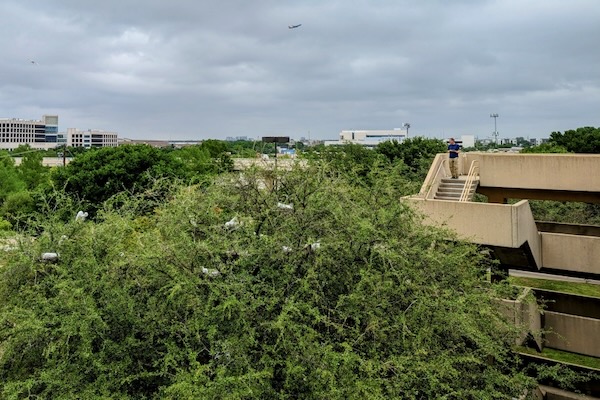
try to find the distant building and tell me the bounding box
[0,115,59,151]
[118,139,202,148]
[460,135,475,148]
[0,115,120,151]
[324,129,407,147]
[168,140,202,148]
[67,128,118,148]
[119,138,170,148]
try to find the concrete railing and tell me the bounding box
[495,287,542,349]
[419,153,448,199]
[463,152,600,192]
[541,233,600,275]
[232,158,305,171]
[406,198,542,267]
[12,157,73,167]
[459,159,479,202]
[545,311,600,358]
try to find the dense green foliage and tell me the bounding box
[520,143,569,154]
[0,134,596,398]
[0,166,534,399]
[524,126,600,154]
[549,127,600,153]
[528,200,600,226]
[376,137,447,178]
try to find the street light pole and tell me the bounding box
[490,113,499,145]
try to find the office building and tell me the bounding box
[0,115,59,151]
[324,129,407,147]
[67,128,118,148]
[0,115,118,150]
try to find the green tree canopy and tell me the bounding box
[52,144,187,214]
[376,137,447,178]
[549,127,600,153]
[0,155,25,202]
[0,166,534,399]
[520,143,569,153]
[17,146,50,190]
[311,143,385,183]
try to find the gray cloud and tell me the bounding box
[1,0,599,140]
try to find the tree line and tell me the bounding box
[0,130,598,398]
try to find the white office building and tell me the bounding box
[0,115,60,151]
[324,129,408,147]
[0,115,118,151]
[67,128,118,148]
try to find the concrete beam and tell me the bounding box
[545,311,600,358]
[464,153,600,193]
[406,197,542,268]
[541,233,600,275]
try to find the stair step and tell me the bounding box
[439,184,466,189]
[436,192,461,197]
[437,187,476,192]
[441,178,479,184]
[441,179,471,183]
[433,177,479,201]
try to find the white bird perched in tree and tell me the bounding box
[277,202,293,210]
[201,267,221,277]
[224,216,240,229]
[75,211,88,222]
[41,252,59,262]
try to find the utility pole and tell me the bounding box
[490,113,499,145]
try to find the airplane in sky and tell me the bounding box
[288,24,302,29]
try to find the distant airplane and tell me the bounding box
[288,24,302,29]
[30,60,38,65]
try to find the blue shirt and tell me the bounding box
[448,143,460,158]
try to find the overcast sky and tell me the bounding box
[1,0,599,141]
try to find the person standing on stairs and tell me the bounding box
[448,138,461,179]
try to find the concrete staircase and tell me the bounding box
[434,177,479,201]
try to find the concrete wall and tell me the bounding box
[540,385,600,400]
[406,198,542,267]
[541,233,600,275]
[533,289,600,319]
[233,158,305,171]
[463,153,600,192]
[13,157,73,167]
[545,311,600,358]
[496,288,542,349]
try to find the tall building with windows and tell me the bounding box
[0,115,119,151]
[0,115,60,151]
[66,128,118,148]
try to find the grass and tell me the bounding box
[517,346,600,370]
[509,276,600,298]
